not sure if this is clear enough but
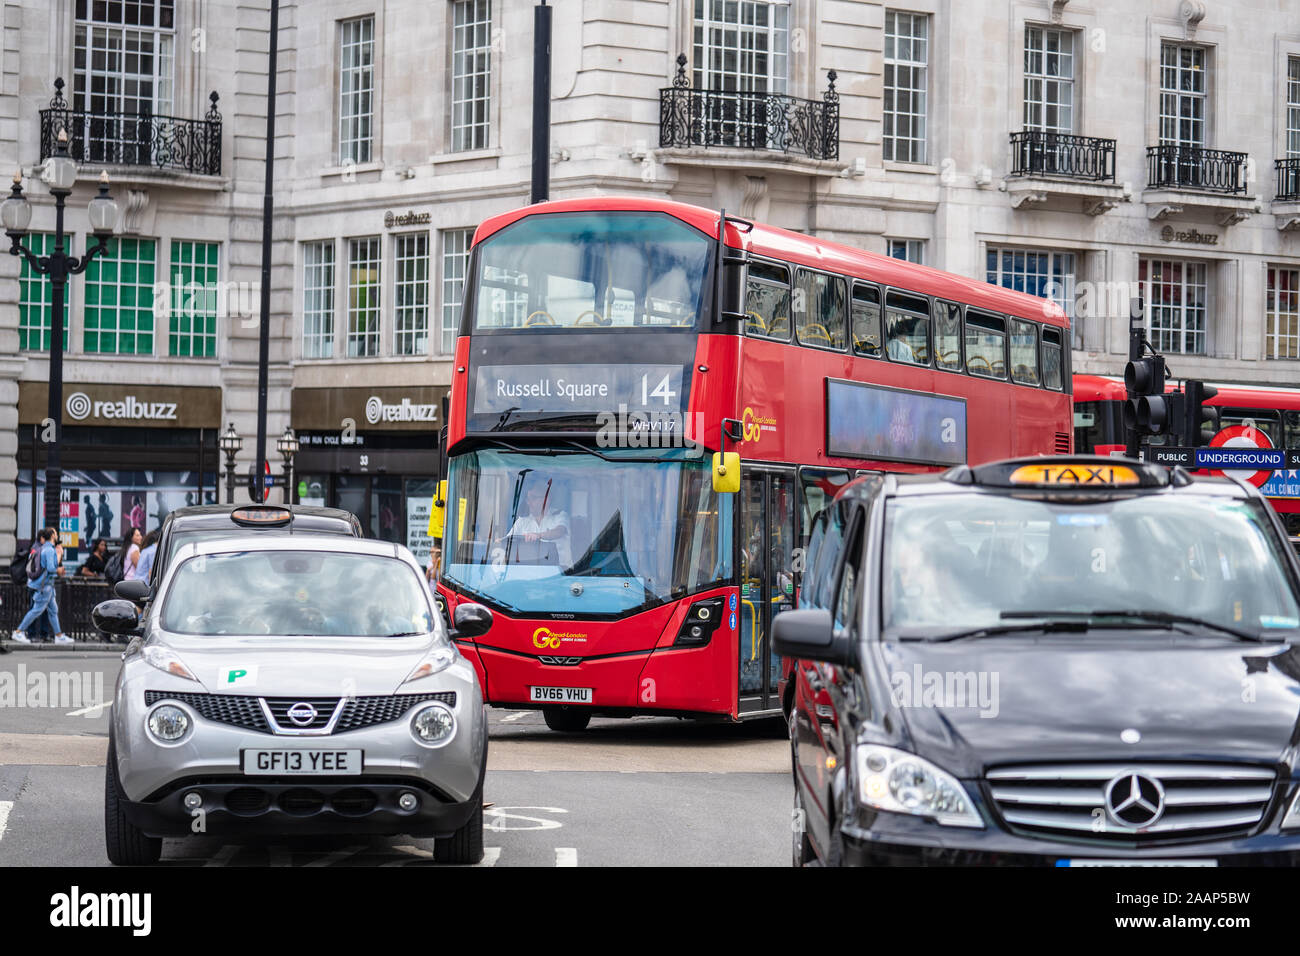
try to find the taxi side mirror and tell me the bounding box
[713,451,740,494]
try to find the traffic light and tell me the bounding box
[1184,380,1219,447]
[1124,355,1176,438]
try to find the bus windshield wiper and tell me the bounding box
[1002,609,1276,643]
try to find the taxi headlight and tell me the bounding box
[146,704,191,743]
[1282,785,1300,831]
[410,703,456,747]
[857,745,984,829]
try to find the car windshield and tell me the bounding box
[473,212,711,330]
[883,493,1300,639]
[445,446,732,615]
[160,550,435,637]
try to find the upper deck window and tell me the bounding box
[473,213,711,331]
[796,269,847,351]
[745,261,791,341]
[884,290,930,365]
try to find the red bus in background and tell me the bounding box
[1073,374,1300,530]
[438,196,1074,730]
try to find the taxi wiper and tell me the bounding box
[925,619,1094,642]
[1002,609,1276,643]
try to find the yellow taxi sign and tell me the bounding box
[1008,464,1141,487]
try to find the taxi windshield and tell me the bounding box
[160,550,435,637]
[883,493,1300,639]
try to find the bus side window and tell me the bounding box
[1042,326,1064,390]
[795,269,847,351]
[884,290,931,366]
[1009,318,1041,386]
[745,261,791,341]
[851,283,882,358]
[935,300,963,372]
[966,310,1007,379]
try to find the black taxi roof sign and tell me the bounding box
[230,506,292,526]
[947,455,1180,490]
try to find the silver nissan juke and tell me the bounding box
[94,536,492,866]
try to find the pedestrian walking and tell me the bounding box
[135,530,159,586]
[121,526,144,581]
[10,528,72,645]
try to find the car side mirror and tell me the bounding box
[92,599,143,637]
[771,608,855,667]
[114,578,151,604]
[452,602,492,639]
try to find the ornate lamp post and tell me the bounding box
[2,129,118,530]
[219,423,243,504]
[276,426,299,505]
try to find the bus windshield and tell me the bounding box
[445,446,732,615]
[473,212,712,331]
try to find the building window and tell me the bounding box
[347,237,381,357]
[74,0,175,164]
[1140,257,1208,355]
[1288,56,1300,158]
[692,0,788,93]
[302,241,335,358]
[84,238,156,355]
[886,238,925,264]
[1024,26,1074,133]
[168,240,218,358]
[884,11,928,163]
[985,247,1076,322]
[1267,266,1300,360]
[339,16,375,164]
[394,232,430,355]
[1160,43,1207,148]
[18,234,70,352]
[441,228,472,354]
[451,0,492,152]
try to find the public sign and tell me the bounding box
[1206,425,1276,488]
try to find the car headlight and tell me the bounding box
[1283,785,1300,831]
[857,745,984,829]
[410,703,456,747]
[402,646,457,685]
[146,704,191,743]
[142,645,198,682]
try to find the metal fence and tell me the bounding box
[1277,158,1300,201]
[659,55,840,161]
[1,578,114,642]
[1146,144,1249,195]
[1009,130,1116,182]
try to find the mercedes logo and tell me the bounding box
[1104,772,1165,828]
[287,702,318,726]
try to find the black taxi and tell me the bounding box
[776,456,1300,866]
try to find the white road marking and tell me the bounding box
[0,801,12,844]
[484,806,568,831]
[65,700,108,718]
[477,846,502,867]
[501,712,527,722]
[555,847,577,867]
[303,845,365,867]
[203,845,239,867]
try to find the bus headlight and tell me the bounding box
[857,746,983,828]
[410,703,456,747]
[146,704,192,743]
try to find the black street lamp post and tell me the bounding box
[2,129,118,531]
[219,423,243,504]
[276,427,299,505]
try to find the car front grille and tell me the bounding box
[145,690,270,733]
[986,763,1277,845]
[334,692,457,732]
[145,690,457,735]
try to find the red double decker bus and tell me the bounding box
[438,196,1073,730]
[1074,373,1300,530]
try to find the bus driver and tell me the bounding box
[506,482,573,567]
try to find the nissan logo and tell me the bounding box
[1104,772,1166,828]
[287,702,318,726]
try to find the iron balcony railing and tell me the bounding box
[659,54,839,161]
[1009,130,1115,182]
[39,78,222,176]
[1146,144,1249,195]
[1277,158,1300,201]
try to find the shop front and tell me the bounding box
[291,385,447,568]
[16,382,223,567]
